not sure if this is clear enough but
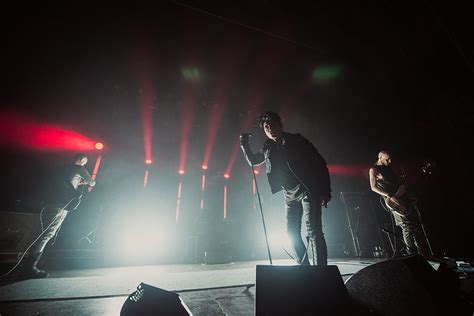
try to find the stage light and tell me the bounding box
[95,142,104,150]
[202,165,208,170]
[224,173,230,179]
[181,67,200,81]
[0,110,97,151]
[312,65,343,80]
[178,170,185,175]
[145,159,152,165]
[254,170,259,175]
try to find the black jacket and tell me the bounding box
[240,132,331,198]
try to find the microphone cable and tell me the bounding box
[0,197,76,280]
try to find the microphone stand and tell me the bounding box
[251,164,273,265]
[400,164,435,257]
[381,228,416,257]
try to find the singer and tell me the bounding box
[18,153,96,278]
[239,111,331,265]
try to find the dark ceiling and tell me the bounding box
[1,1,473,200]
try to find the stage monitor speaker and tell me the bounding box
[345,254,470,316]
[256,265,352,315]
[120,283,192,316]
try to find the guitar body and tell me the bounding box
[384,194,415,218]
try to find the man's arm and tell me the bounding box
[79,167,96,187]
[239,135,265,167]
[296,135,331,206]
[369,167,389,197]
[300,135,331,198]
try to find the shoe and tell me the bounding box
[18,252,49,279]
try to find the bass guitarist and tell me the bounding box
[369,150,429,257]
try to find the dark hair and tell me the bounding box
[258,111,282,128]
[73,153,87,162]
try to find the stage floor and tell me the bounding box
[0,258,378,315]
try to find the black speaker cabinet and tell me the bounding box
[345,255,470,316]
[120,283,192,316]
[256,265,351,315]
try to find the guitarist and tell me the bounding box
[369,150,429,257]
[18,153,96,278]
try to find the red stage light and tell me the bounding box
[143,170,149,188]
[223,185,228,219]
[136,48,155,169]
[224,173,230,179]
[202,165,208,170]
[88,154,102,192]
[254,170,259,175]
[176,181,183,223]
[328,164,365,177]
[178,170,185,175]
[95,142,104,150]
[145,159,152,165]
[0,110,97,151]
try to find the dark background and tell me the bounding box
[1,1,473,262]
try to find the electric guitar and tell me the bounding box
[383,184,416,218]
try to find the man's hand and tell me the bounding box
[394,184,406,197]
[79,179,96,187]
[320,195,331,208]
[239,133,251,145]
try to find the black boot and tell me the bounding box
[19,252,49,279]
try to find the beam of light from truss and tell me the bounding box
[224,38,287,176]
[202,37,244,169]
[0,110,97,151]
[223,184,228,220]
[178,30,207,179]
[202,101,225,170]
[200,174,206,209]
[178,83,198,175]
[176,180,183,223]
[136,46,156,165]
[88,154,103,192]
[143,170,149,188]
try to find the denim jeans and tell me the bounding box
[30,207,69,254]
[284,184,327,266]
[393,203,429,256]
